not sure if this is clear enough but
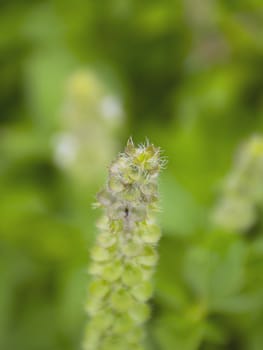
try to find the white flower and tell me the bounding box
[100,95,123,123]
[53,133,78,168]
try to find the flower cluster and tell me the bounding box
[83,139,164,350]
[212,135,263,232]
[53,69,124,185]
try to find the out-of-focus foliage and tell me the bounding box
[0,1,263,350]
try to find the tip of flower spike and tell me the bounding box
[108,139,163,190]
[96,138,164,220]
[123,138,165,175]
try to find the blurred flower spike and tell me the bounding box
[53,69,124,185]
[83,139,164,350]
[212,135,263,233]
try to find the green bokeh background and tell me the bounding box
[1,1,263,349]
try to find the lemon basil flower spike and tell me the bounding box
[212,135,263,233]
[83,139,165,350]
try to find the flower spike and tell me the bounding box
[83,139,164,350]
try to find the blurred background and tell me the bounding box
[1,1,263,349]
